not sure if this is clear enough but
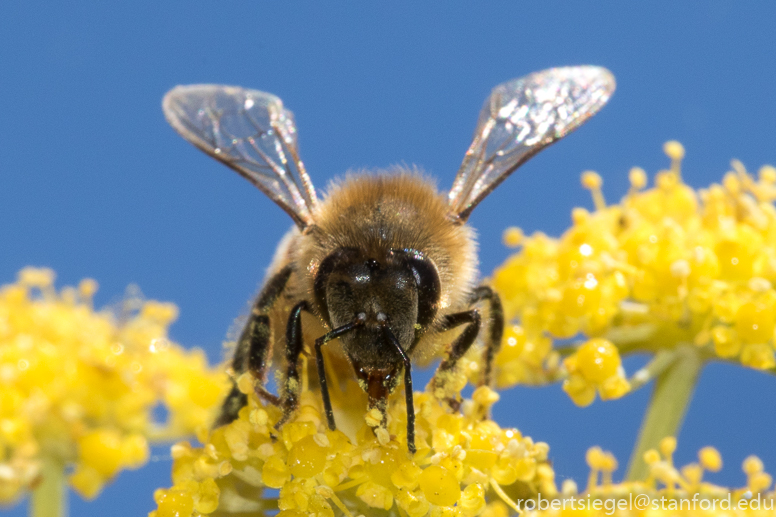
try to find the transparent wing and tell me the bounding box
[447,66,616,221]
[162,85,319,228]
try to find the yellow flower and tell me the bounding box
[491,143,776,405]
[0,268,229,504]
[150,367,556,517]
[562,338,629,406]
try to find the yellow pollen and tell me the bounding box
[375,427,390,446]
[365,408,383,427]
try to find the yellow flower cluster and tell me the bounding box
[507,438,774,516]
[492,142,776,405]
[0,268,228,503]
[151,371,556,517]
[561,338,628,407]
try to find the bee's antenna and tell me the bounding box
[314,316,366,431]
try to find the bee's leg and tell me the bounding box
[214,266,293,427]
[274,301,311,429]
[468,286,504,387]
[431,310,481,409]
[430,286,504,413]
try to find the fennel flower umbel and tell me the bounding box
[0,268,228,512]
[151,364,556,517]
[490,142,776,478]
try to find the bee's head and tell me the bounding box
[313,247,440,372]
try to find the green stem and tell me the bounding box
[627,349,678,392]
[626,344,703,481]
[31,456,67,517]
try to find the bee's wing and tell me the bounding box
[163,85,319,228]
[447,66,615,221]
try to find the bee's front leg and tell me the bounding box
[274,300,311,429]
[276,306,363,432]
[430,285,504,412]
[430,310,481,409]
[469,286,504,387]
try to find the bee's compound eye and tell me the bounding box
[391,249,441,328]
[313,247,362,326]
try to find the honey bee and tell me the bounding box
[162,66,615,453]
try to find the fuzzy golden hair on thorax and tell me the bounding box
[297,167,479,316]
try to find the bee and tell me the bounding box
[162,66,615,453]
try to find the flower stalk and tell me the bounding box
[626,344,703,480]
[31,456,67,517]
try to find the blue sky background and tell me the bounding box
[2,2,776,515]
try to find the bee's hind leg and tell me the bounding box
[430,285,504,413]
[214,266,293,428]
